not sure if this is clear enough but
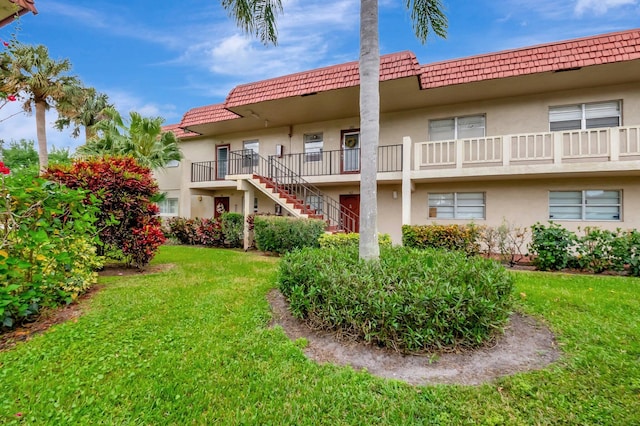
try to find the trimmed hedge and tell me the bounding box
[318,232,392,249]
[279,246,514,352]
[402,224,480,256]
[253,216,325,255]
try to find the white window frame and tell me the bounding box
[549,100,621,131]
[428,192,485,219]
[158,198,179,217]
[428,115,486,141]
[243,140,259,167]
[304,133,323,162]
[549,190,621,221]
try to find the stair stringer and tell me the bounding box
[243,176,310,218]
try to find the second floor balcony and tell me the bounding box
[190,125,640,184]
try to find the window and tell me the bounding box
[428,192,485,219]
[243,140,259,167]
[429,115,485,141]
[549,101,620,131]
[158,198,179,216]
[304,133,323,162]
[305,194,324,215]
[549,190,621,221]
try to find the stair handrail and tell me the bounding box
[228,149,359,232]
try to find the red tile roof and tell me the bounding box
[180,103,241,128]
[1,0,37,27]
[10,0,37,14]
[421,28,640,89]
[163,123,199,139]
[224,51,420,108]
[178,29,640,130]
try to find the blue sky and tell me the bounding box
[0,0,639,152]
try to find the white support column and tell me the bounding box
[241,180,255,251]
[402,136,412,226]
[180,160,192,218]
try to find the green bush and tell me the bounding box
[402,224,480,256]
[279,246,514,352]
[220,212,244,248]
[318,232,392,249]
[575,227,621,273]
[623,230,640,277]
[1,171,102,330]
[253,216,325,255]
[529,222,577,271]
[46,156,165,269]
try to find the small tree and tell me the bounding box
[0,42,82,171]
[78,107,182,169]
[45,156,165,269]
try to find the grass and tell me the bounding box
[0,246,638,425]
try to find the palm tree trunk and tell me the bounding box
[35,100,48,173]
[358,0,380,260]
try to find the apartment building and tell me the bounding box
[157,28,640,245]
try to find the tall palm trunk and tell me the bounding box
[358,0,380,260]
[35,100,48,172]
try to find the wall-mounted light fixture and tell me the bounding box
[392,191,398,199]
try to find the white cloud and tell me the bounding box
[575,0,638,15]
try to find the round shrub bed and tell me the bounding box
[278,246,515,352]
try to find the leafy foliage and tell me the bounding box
[0,139,72,170]
[220,212,244,248]
[318,232,392,249]
[529,222,577,271]
[77,107,182,169]
[45,156,165,269]
[402,223,480,255]
[253,216,325,254]
[279,246,514,352]
[164,216,245,248]
[0,170,101,330]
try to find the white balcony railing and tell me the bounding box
[414,126,640,170]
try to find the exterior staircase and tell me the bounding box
[228,150,358,233]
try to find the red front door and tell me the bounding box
[339,194,360,233]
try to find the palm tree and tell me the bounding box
[221,0,282,45]
[0,43,82,171]
[358,0,446,259]
[55,87,112,143]
[220,0,446,260]
[78,107,183,169]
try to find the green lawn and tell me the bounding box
[1,246,638,425]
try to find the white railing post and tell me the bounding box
[456,139,464,168]
[402,136,412,225]
[610,128,620,161]
[502,136,510,166]
[414,142,422,171]
[553,132,563,165]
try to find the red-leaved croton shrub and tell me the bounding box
[45,156,165,269]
